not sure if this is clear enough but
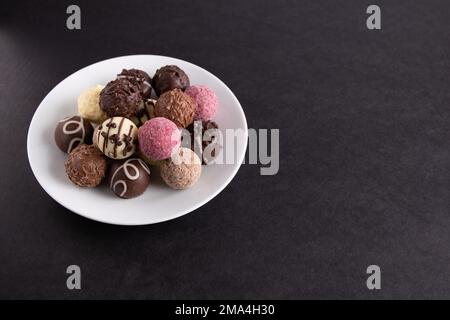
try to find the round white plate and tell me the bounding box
[27,55,248,225]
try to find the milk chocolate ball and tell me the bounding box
[155,89,196,128]
[64,144,107,187]
[54,115,94,153]
[108,158,150,199]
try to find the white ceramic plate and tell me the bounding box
[27,55,248,225]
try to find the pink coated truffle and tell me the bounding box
[185,85,219,121]
[138,117,181,161]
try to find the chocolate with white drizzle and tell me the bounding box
[130,99,156,127]
[94,116,138,159]
[54,115,94,153]
[117,69,152,99]
[108,158,150,199]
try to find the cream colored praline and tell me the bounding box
[160,147,201,190]
[78,85,107,123]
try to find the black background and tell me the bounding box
[1,0,450,299]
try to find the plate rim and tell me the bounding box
[26,54,248,226]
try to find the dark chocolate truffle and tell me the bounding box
[186,120,221,164]
[117,69,152,99]
[108,158,150,199]
[155,89,196,128]
[64,144,107,187]
[54,115,94,153]
[99,78,142,118]
[152,65,190,96]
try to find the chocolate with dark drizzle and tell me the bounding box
[122,125,134,156]
[113,117,126,158]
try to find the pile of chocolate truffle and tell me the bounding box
[54,65,220,199]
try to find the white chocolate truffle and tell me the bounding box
[160,147,201,190]
[94,117,138,159]
[78,85,107,123]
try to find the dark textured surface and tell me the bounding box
[1,0,450,299]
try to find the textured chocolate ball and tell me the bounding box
[54,115,94,153]
[64,144,107,187]
[160,147,201,190]
[94,117,138,159]
[117,69,152,99]
[152,65,190,96]
[108,158,150,199]
[155,89,196,128]
[99,78,142,118]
